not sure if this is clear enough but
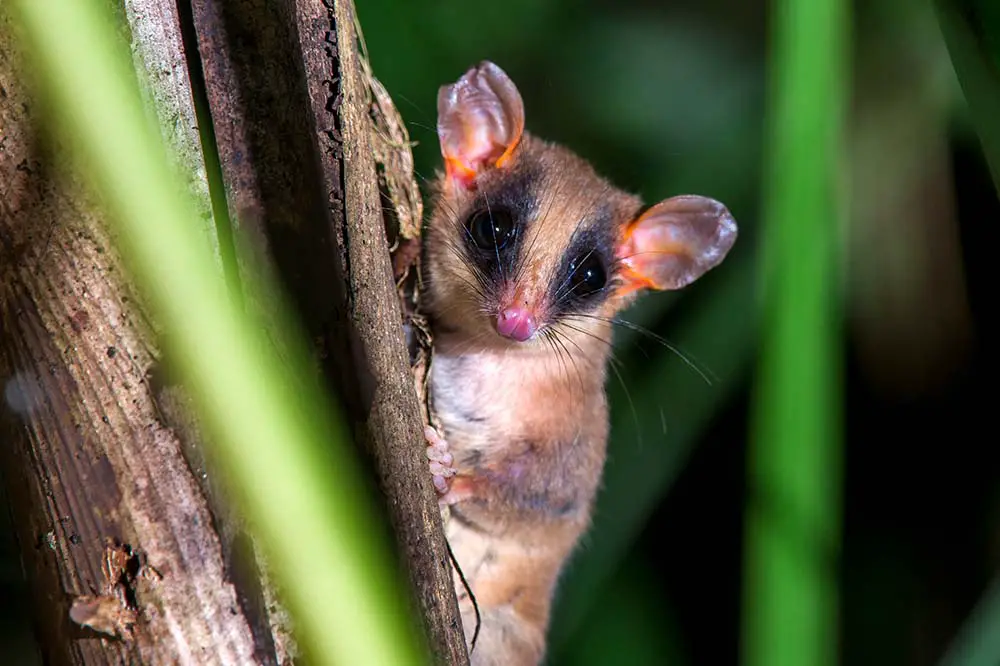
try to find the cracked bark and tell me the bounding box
[0,0,466,663]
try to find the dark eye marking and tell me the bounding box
[565,250,607,299]
[466,206,516,252]
[548,214,617,316]
[457,162,540,290]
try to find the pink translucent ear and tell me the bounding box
[617,195,738,292]
[437,61,525,187]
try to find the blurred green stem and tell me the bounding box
[934,5,1000,661]
[935,0,1000,193]
[11,1,425,664]
[742,0,847,665]
[938,572,1000,666]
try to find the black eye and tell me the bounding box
[467,207,516,251]
[568,252,606,298]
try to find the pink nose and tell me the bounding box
[496,307,537,341]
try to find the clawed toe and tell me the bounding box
[424,426,457,496]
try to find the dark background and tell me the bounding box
[355,0,1000,664]
[3,0,998,664]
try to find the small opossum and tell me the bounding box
[422,61,737,666]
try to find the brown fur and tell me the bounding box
[424,60,735,665]
[424,133,645,665]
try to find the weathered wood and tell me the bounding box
[328,3,469,663]
[2,0,465,660]
[121,0,220,266]
[186,0,468,662]
[0,3,287,664]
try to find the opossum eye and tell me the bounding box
[566,251,607,300]
[467,206,516,252]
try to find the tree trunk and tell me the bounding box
[0,0,466,663]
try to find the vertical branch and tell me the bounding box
[0,3,271,662]
[328,2,469,663]
[3,0,466,659]
[184,0,468,662]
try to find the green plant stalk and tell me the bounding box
[742,0,847,664]
[935,0,1000,193]
[11,2,425,664]
[938,573,1000,666]
[933,4,1000,663]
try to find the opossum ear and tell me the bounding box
[617,195,738,293]
[437,61,525,188]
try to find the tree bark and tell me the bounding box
[0,0,466,663]
[0,2,277,662]
[185,0,467,662]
